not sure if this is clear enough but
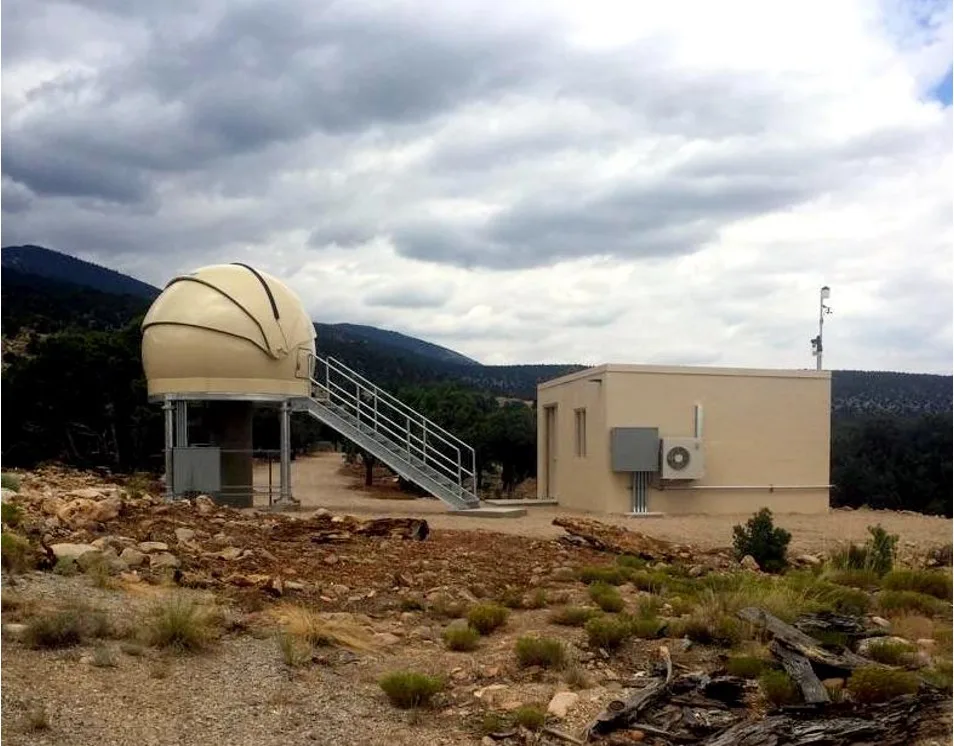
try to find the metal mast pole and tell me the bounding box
[814,286,831,371]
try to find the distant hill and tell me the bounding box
[2,245,160,300]
[2,244,951,414]
[320,322,479,366]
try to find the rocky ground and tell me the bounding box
[1,467,952,745]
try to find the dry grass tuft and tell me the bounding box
[143,595,217,652]
[271,604,375,650]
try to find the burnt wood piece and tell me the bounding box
[737,607,872,672]
[701,691,948,746]
[585,646,673,739]
[770,641,830,705]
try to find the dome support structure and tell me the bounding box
[142,263,490,513]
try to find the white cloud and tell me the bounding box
[2,0,951,373]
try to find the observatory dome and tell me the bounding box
[141,263,316,398]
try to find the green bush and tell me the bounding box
[442,625,480,652]
[1,532,34,573]
[550,606,600,627]
[512,705,546,731]
[847,666,919,704]
[923,660,953,692]
[588,582,624,613]
[525,589,549,609]
[822,585,871,616]
[627,570,669,594]
[466,603,508,635]
[627,616,664,639]
[24,607,111,649]
[585,616,632,650]
[379,671,443,708]
[726,655,767,679]
[145,596,215,652]
[830,525,898,576]
[881,570,952,601]
[732,508,791,573]
[827,568,880,589]
[579,566,626,586]
[759,670,800,706]
[877,590,947,617]
[497,588,524,609]
[669,613,745,647]
[1,474,21,492]
[617,554,647,570]
[1,503,24,527]
[515,636,566,669]
[865,639,916,665]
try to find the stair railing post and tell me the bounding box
[373,389,379,435]
[406,415,411,456]
[422,420,428,468]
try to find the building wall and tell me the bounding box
[536,370,615,512]
[539,365,831,515]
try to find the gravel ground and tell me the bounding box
[0,576,473,746]
[254,453,953,555]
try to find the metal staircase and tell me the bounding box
[292,354,480,510]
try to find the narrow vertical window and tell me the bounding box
[574,408,587,458]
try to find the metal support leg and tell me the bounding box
[273,399,297,509]
[175,400,188,447]
[163,400,175,501]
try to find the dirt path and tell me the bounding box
[255,453,953,555]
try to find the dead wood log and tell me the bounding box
[792,611,882,642]
[701,690,949,746]
[552,517,692,560]
[585,646,672,739]
[737,607,871,672]
[770,641,830,704]
[270,515,429,543]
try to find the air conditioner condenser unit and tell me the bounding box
[659,437,705,480]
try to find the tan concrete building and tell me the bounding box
[537,364,831,515]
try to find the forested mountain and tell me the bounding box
[2,244,950,412]
[2,245,160,299]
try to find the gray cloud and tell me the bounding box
[1,0,950,373]
[365,285,451,309]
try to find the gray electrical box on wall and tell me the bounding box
[610,427,660,472]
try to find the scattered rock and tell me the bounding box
[688,565,705,577]
[194,495,215,515]
[857,636,911,656]
[66,487,106,500]
[49,543,99,561]
[284,580,306,591]
[40,497,65,516]
[917,638,936,651]
[870,616,891,629]
[138,541,169,553]
[90,496,122,523]
[739,555,760,572]
[217,546,243,561]
[324,554,339,566]
[174,528,196,543]
[796,554,823,566]
[547,691,579,719]
[149,552,180,570]
[2,623,29,641]
[373,632,402,647]
[119,548,147,567]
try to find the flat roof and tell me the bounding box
[538,363,832,389]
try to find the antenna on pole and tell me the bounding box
[810,286,831,370]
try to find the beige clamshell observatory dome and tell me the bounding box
[141,263,316,398]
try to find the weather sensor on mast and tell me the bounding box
[810,286,831,370]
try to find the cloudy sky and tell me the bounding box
[3,0,952,373]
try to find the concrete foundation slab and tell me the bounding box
[484,499,559,507]
[451,505,527,518]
